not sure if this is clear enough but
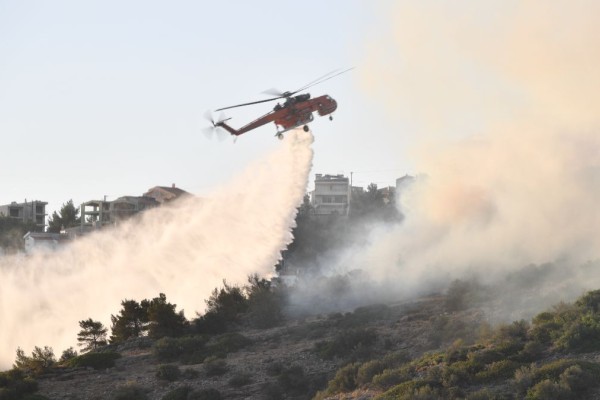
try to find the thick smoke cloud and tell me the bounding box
[296,1,600,316]
[0,130,313,369]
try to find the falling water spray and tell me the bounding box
[0,130,314,369]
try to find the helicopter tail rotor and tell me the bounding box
[202,110,231,142]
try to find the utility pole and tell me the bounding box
[348,171,353,216]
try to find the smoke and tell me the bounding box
[293,2,600,317]
[0,130,313,369]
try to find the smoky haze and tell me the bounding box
[290,2,600,318]
[0,130,314,369]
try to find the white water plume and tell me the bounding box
[0,130,313,369]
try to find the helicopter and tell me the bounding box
[204,68,352,140]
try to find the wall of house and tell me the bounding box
[311,175,349,215]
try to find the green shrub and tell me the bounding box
[66,352,121,370]
[533,360,577,382]
[465,388,500,400]
[0,369,38,399]
[559,365,595,395]
[467,348,503,365]
[556,317,600,352]
[357,359,386,386]
[228,372,252,388]
[442,359,482,387]
[161,387,191,400]
[112,382,148,400]
[575,289,600,313]
[525,379,571,400]
[375,380,429,400]
[152,336,207,363]
[155,364,181,382]
[321,363,360,395]
[514,364,536,395]
[475,360,521,382]
[187,388,222,400]
[517,341,545,362]
[205,332,251,358]
[204,357,228,376]
[277,365,308,394]
[356,352,412,387]
[372,366,413,389]
[410,385,442,400]
[314,328,376,360]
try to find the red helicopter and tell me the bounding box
[204,68,352,140]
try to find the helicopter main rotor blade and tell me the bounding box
[290,67,354,96]
[291,68,340,95]
[215,96,284,112]
[262,88,285,97]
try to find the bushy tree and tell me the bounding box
[144,293,187,339]
[110,300,148,343]
[47,199,80,233]
[14,346,56,375]
[59,347,78,362]
[77,318,108,352]
[196,281,248,334]
[111,294,187,342]
[245,274,285,328]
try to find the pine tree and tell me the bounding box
[77,318,108,352]
[110,300,148,343]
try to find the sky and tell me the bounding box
[0,0,408,216]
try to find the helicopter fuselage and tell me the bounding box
[216,94,337,137]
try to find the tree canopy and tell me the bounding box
[47,200,80,233]
[77,318,108,352]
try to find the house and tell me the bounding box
[311,174,350,215]
[0,200,47,232]
[80,196,159,229]
[23,231,70,254]
[144,184,190,204]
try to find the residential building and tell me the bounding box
[144,184,190,204]
[80,199,111,228]
[311,174,350,215]
[23,232,70,254]
[0,200,47,232]
[80,196,159,229]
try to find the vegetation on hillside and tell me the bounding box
[317,289,600,400]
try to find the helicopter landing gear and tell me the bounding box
[329,115,333,121]
[276,133,284,140]
[303,125,309,132]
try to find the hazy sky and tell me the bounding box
[0,0,408,215]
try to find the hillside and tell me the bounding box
[14,295,463,400]
[6,284,600,400]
